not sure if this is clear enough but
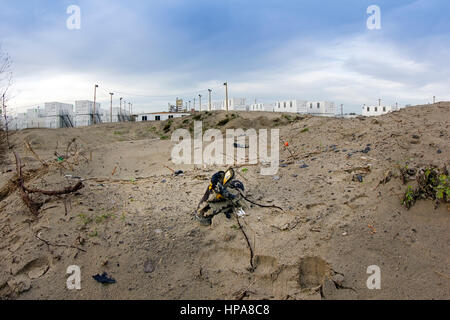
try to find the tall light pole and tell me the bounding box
[208,89,212,111]
[189,100,191,110]
[199,94,202,112]
[433,96,436,104]
[193,98,196,110]
[120,97,123,121]
[109,93,114,123]
[93,84,98,124]
[224,82,229,112]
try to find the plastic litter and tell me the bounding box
[92,272,116,284]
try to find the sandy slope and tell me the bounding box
[0,104,448,300]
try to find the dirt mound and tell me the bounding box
[0,103,449,300]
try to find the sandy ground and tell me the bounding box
[0,104,449,300]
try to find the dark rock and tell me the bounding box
[144,259,156,273]
[437,149,442,154]
[299,164,309,169]
[362,146,371,154]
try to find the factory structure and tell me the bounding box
[4,100,132,131]
[206,98,337,116]
[361,102,400,117]
[3,96,404,130]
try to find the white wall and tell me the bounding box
[44,102,74,129]
[275,100,308,113]
[362,105,393,117]
[249,103,275,112]
[307,101,336,116]
[136,113,189,122]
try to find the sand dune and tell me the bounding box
[0,103,448,299]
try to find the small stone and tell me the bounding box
[437,149,442,154]
[144,259,155,273]
[362,146,371,154]
[321,277,338,298]
[300,164,309,169]
[28,265,49,279]
[273,176,280,181]
[412,135,420,139]
[8,275,31,294]
[332,274,345,286]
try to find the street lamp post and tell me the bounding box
[208,89,212,111]
[224,82,229,112]
[120,97,123,122]
[199,94,202,112]
[93,84,98,124]
[109,93,114,123]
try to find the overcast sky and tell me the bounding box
[1,0,449,114]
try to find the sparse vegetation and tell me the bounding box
[163,120,173,133]
[301,127,309,133]
[402,186,418,209]
[217,118,230,126]
[402,167,449,209]
[79,212,115,225]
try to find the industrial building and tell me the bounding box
[45,102,74,129]
[135,112,190,122]
[211,98,247,111]
[252,100,337,116]
[361,104,399,117]
[249,103,275,112]
[6,100,134,131]
[306,101,336,116]
[275,100,308,113]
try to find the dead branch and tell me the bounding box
[236,215,255,271]
[24,181,83,195]
[14,151,41,215]
[35,232,86,253]
[24,140,47,166]
[163,165,175,173]
[12,151,83,216]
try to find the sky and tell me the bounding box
[0,0,449,114]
